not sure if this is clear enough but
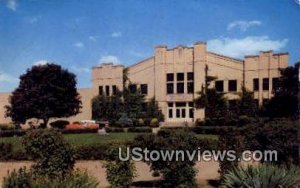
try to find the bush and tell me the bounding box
[3,167,32,188]
[3,168,98,188]
[61,128,98,134]
[0,123,15,131]
[150,118,159,127]
[0,143,13,160]
[50,120,69,129]
[74,145,111,160]
[22,129,75,178]
[137,118,145,126]
[127,127,152,133]
[222,165,300,188]
[117,113,133,127]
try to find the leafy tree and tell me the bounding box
[238,87,258,117]
[146,98,164,122]
[123,85,146,120]
[264,63,299,119]
[133,129,198,187]
[5,63,81,128]
[92,89,123,121]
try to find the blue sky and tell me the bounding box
[0,0,300,92]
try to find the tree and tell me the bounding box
[5,63,82,128]
[264,63,299,119]
[145,98,164,122]
[238,87,258,117]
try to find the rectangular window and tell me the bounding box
[189,108,194,118]
[215,80,224,92]
[176,102,186,107]
[168,102,173,107]
[177,83,184,93]
[105,85,110,96]
[182,109,186,118]
[187,72,194,81]
[176,109,180,118]
[112,85,117,95]
[263,78,269,91]
[272,77,279,91]
[141,84,148,95]
[167,83,174,94]
[167,73,174,82]
[168,109,173,118]
[177,73,184,81]
[129,84,137,93]
[187,82,194,93]
[253,78,259,91]
[99,86,103,95]
[228,80,237,92]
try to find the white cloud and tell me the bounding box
[70,66,90,73]
[33,60,48,66]
[0,72,18,83]
[25,16,41,24]
[227,20,262,31]
[6,0,17,11]
[88,36,98,42]
[111,32,122,38]
[207,36,288,58]
[99,55,120,64]
[74,42,84,48]
[129,50,145,58]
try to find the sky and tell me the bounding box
[0,0,300,92]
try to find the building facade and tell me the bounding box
[0,41,288,124]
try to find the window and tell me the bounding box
[263,78,269,91]
[182,109,186,118]
[167,73,174,82]
[177,83,184,93]
[112,85,117,95]
[228,80,237,92]
[176,109,180,118]
[168,102,173,107]
[141,84,148,95]
[98,86,103,95]
[105,85,110,96]
[176,102,186,107]
[189,108,194,118]
[187,72,194,81]
[253,78,259,91]
[272,77,279,91]
[168,109,173,118]
[129,84,137,93]
[167,83,174,94]
[187,82,194,93]
[215,80,224,92]
[177,73,184,81]
[187,72,194,94]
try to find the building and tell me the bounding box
[0,41,288,124]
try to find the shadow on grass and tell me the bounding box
[131,180,164,187]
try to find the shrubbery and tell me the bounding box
[23,129,75,178]
[3,167,98,188]
[49,120,70,129]
[0,123,15,131]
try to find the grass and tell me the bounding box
[0,132,218,152]
[0,132,147,151]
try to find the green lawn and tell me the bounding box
[0,132,218,152]
[0,133,147,151]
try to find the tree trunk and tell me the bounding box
[40,118,49,129]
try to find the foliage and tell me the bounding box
[133,129,198,187]
[116,113,133,127]
[127,127,152,133]
[5,63,82,128]
[263,63,299,119]
[3,167,98,188]
[92,91,123,121]
[150,118,159,127]
[0,130,26,137]
[123,86,146,120]
[221,164,300,188]
[105,160,136,188]
[0,143,13,160]
[49,120,70,129]
[145,98,164,122]
[3,167,32,188]
[237,87,258,117]
[22,129,75,178]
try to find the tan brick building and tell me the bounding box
[0,41,288,124]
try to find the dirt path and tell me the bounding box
[0,161,220,187]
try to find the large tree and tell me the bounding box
[5,63,82,128]
[263,62,299,119]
